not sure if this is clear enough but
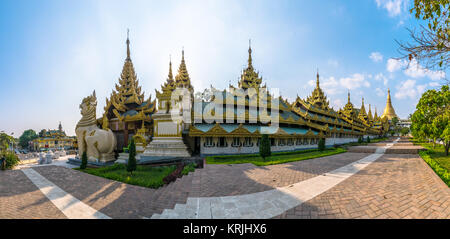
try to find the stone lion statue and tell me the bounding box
[75,91,116,163]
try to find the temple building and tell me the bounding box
[33,122,76,151]
[93,36,392,158]
[100,33,156,150]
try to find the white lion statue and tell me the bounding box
[75,91,116,163]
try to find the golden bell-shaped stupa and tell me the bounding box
[381,89,398,120]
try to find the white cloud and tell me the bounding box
[339,73,371,90]
[376,87,385,97]
[374,73,389,86]
[394,79,427,100]
[386,58,405,72]
[369,52,383,63]
[404,59,446,80]
[429,82,440,87]
[375,0,408,17]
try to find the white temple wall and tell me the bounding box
[199,137,359,156]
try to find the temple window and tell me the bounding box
[256,138,260,146]
[204,137,214,147]
[232,137,241,147]
[278,139,286,146]
[287,138,293,146]
[244,137,253,147]
[270,138,275,146]
[296,138,302,145]
[218,137,227,147]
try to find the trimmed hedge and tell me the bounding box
[419,150,450,187]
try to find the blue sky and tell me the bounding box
[0,0,447,136]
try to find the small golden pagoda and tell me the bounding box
[381,89,398,120]
[101,32,156,150]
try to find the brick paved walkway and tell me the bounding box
[1,138,449,219]
[274,154,450,219]
[0,170,66,219]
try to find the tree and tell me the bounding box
[18,129,38,149]
[127,138,137,175]
[38,129,47,138]
[318,138,325,151]
[411,85,449,155]
[259,134,271,161]
[401,127,411,136]
[396,1,449,73]
[0,133,14,151]
[358,136,363,144]
[80,150,88,169]
[366,136,371,143]
[390,117,401,136]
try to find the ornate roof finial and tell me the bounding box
[316,69,320,88]
[248,39,253,68]
[167,55,173,83]
[347,90,351,103]
[126,29,131,60]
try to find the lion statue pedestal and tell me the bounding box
[75,91,117,163]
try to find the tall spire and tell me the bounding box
[238,40,262,89]
[248,39,253,68]
[381,88,398,120]
[126,29,131,60]
[347,91,351,103]
[174,48,193,90]
[167,56,173,83]
[316,69,320,88]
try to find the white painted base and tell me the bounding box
[142,137,191,157]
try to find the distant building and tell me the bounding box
[32,122,76,151]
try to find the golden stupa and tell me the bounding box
[381,89,398,120]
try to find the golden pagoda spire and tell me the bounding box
[126,29,131,61]
[248,39,253,68]
[381,88,398,120]
[316,69,320,88]
[374,106,379,119]
[368,104,373,121]
[306,70,330,110]
[238,40,262,89]
[174,48,193,90]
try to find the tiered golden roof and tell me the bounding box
[103,33,155,123]
[306,71,330,111]
[238,41,263,90]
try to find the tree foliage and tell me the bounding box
[19,129,38,149]
[127,138,137,175]
[0,151,20,170]
[396,0,449,72]
[411,85,449,155]
[80,150,88,169]
[259,134,271,161]
[0,133,14,151]
[318,138,326,151]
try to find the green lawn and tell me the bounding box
[412,139,450,187]
[76,164,184,189]
[206,147,347,166]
